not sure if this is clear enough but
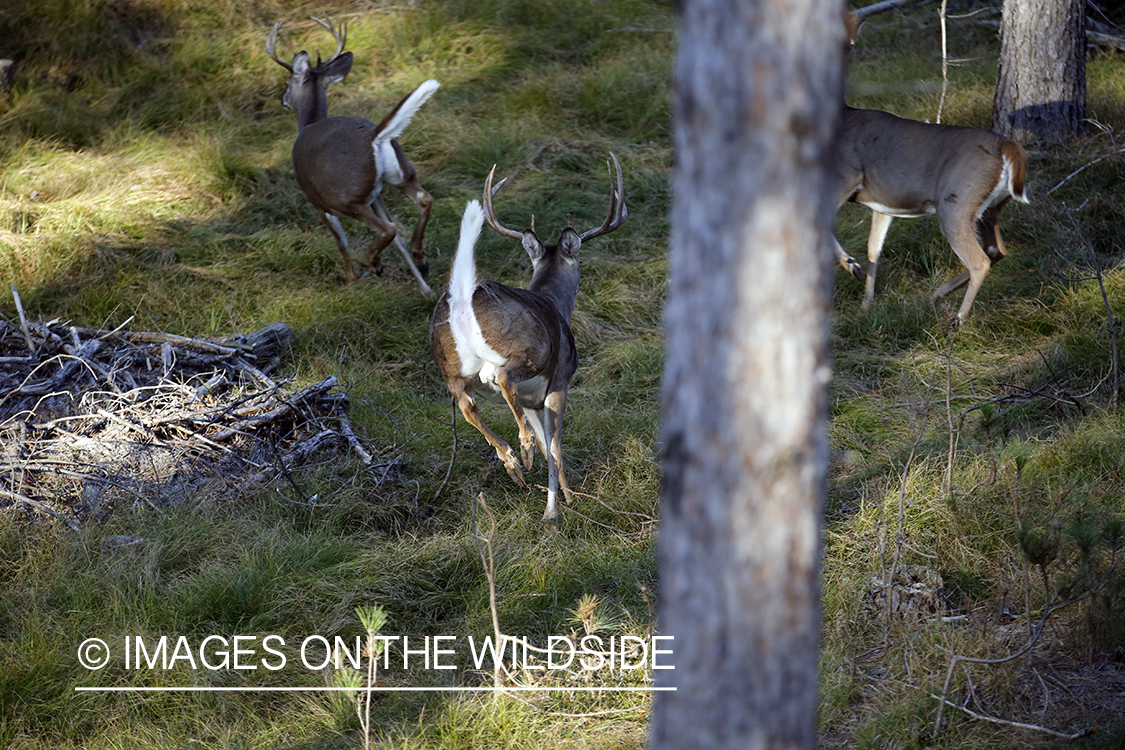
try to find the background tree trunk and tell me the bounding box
[992,0,1086,143]
[650,0,840,747]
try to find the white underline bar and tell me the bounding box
[75,686,675,693]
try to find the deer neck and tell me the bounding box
[295,94,329,132]
[527,259,580,324]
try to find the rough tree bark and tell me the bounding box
[992,0,1086,143]
[651,0,841,747]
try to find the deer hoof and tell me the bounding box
[520,439,536,471]
[501,448,526,487]
[848,258,865,282]
[414,256,430,278]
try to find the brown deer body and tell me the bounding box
[428,156,626,522]
[832,107,1029,322]
[267,17,437,297]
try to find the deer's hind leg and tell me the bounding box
[450,385,526,487]
[937,207,993,320]
[494,367,539,472]
[348,202,397,276]
[395,174,433,278]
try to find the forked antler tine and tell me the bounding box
[310,16,347,66]
[577,152,627,243]
[482,165,525,241]
[265,22,294,72]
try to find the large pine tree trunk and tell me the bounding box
[992,0,1086,143]
[650,0,840,747]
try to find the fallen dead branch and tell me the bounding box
[1,313,381,529]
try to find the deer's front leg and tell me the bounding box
[319,212,362,284]
[863,211,894,307]
[542,388,572,523]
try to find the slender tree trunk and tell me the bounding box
[651,0,840,747]
[992,0,1086,143]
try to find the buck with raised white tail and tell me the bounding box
[832,106,1029,322]
[267,16,437,297]
[428,155,626,522]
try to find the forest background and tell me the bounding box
[1,0,1125,747]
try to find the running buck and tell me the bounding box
[428,155,626,522]
[267,17,437,297]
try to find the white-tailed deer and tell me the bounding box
[832,109,1029,322]
[267,17,437,297]
[428,155,626,522]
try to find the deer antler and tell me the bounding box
[577,153,627,242]
[266,17,348,71]
[483,153,627,243]
[309,16,347,66]
[482,165,525,241]
[265,21,293,72]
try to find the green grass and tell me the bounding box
[3,0,1125,747]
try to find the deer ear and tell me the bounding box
[322,51,353,83]
[522,230,545,262]
[292,52,312,82]
[557,227,581,259]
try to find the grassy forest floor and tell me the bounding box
[1,0,1124,748]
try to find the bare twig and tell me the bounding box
[12,285,36,356]
[71,327,247,356]
[853,0,916,21]
[337,413,374,466]
[1047,147,1125,195]
[1053,210,1121,407]
[246,429,341,485]
[0,488,81,531]
[472,491,505,689]
[928,691,1098,739]
[936,0,949,123]
[432,397,458,503]
[934,597,1061,732]
[941,329,960,499]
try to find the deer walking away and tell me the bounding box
[267,17,438,297]
[428,155,627,522]
[832,105,1028,322]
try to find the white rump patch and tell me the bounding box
[373,140,404,189]
[976,165,1016,222]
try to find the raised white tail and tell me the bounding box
[449,199,484,306]
[375,79,440,143]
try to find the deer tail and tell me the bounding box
[449,200,484,313]
[374,79,440,143]
[1001,139,1029,204]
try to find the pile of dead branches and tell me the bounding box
[1,312,374,530]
